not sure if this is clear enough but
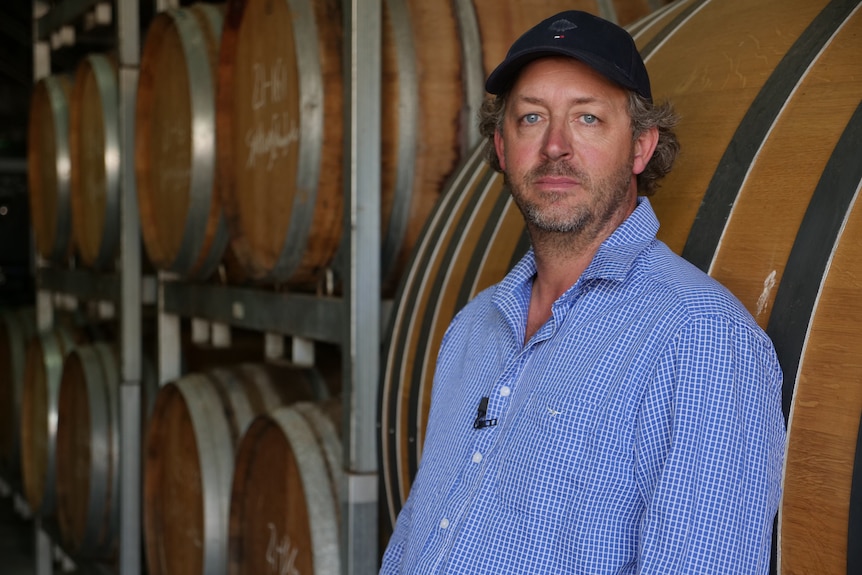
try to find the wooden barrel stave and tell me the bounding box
[767,91,862,570]
[608,0,660,24]
[679,0,852,273]
[778,194,862,573]
[707,5,862,322]
[27,75,74,263]
[646,0,833,255]
[641,4,862,570]
[144,362,331,575]
[227,399,342,575]
[378,3,862,574]
[136,3,230,279]
[690,39,862,572]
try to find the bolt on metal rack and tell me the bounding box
[31,0,382,574]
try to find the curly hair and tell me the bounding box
[477,89,680,197]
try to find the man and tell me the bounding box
[380,10,785,575]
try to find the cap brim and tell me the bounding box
[485,47,640,96]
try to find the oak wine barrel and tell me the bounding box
[21,323,78,517]
[216,0,344,287]
[54,341,156,560]
[216,0,664,290]
[70,53,120,271]
[55,342,121,559]
[227,399,342,575]
[136,3,230,280]
[0,306,36,485]
[27,75,74,264]
[378,2,862,574]
[143,362,331,575]
[20,320,112,516]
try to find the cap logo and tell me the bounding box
[549,18,577,39]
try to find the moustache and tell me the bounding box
[525,161,587,184]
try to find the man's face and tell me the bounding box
[494,57,644,238]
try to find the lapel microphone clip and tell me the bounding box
[474,396,498,429]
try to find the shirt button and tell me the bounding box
[500,386,511,397]
[439,518,450,529]
[471,451,483,464]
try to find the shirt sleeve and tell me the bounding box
[634,315,786,575]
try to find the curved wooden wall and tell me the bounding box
[378,3,862,574]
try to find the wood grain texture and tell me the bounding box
[27,76,73,263]
[377,8,862,575]
[143,362,330,575]
[227,399,342,575]
[136,4,228,279]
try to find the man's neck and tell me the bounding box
[523,201,634,343]
[524,233,602,344]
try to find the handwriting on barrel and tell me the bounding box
[251,60,288,111]
[245,113,300,171]
[266,522,300,575]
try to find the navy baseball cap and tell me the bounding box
[485,10,652,101]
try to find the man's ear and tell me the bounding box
[632,126,659,176]
[494,130,506,172]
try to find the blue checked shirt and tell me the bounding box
[380,197,786,575]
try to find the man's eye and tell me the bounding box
[581,114,598,125]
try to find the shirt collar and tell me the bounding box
[494,196,660,310]
[583,195,660,283]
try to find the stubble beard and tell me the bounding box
[507,155,635,249]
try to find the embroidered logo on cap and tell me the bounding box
[550,18,577,39]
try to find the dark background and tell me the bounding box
[0,1,33,159]
[0,1,36,306]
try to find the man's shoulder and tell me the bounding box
[638,241,761,327]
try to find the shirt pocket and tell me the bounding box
[495,392,589,517]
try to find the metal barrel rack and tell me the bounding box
[29,0,382,574]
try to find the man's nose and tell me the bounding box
[541,119,573,161]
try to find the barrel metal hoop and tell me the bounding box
[46,77,73,262]
[175,374,236,575]
[272,0,326,279]
[272,406,341,575]
[89,54,121,271]
[170,7,221,277]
